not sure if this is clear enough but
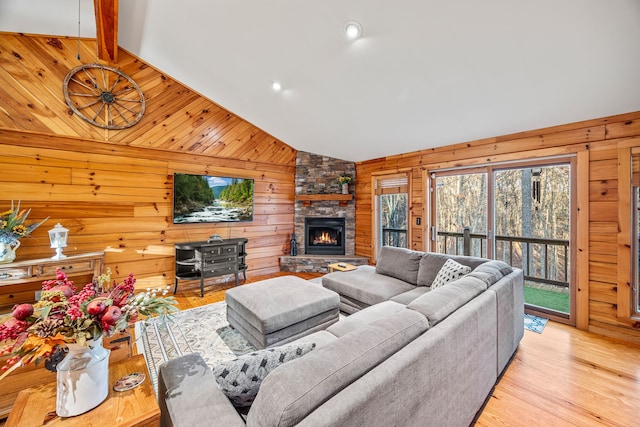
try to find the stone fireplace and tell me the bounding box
[280,151,369,272]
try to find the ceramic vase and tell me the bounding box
[341,183,349,194]
[56,337,110,417]
[0,240,20,263]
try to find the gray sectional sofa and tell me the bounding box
[157,247,524,427]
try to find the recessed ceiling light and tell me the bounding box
[345,21,363,40]
[271,81,283,91]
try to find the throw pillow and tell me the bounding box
[213,342,316,408]
[431,258,472,289]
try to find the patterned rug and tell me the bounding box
[134,301,255,394]
[524,313,549,333]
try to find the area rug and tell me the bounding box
[524,313,548,333]
[134,301,255,394]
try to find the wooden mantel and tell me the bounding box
[296,194,353,207]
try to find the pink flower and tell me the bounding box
[0,318,28,341]
[66,306,84,321]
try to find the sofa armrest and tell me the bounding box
[158,353,245,427]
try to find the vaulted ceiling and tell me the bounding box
[2,0,640,162]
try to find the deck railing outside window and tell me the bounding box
[436,227,569,288]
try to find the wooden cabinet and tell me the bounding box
[0,252,105,312]
[174,238,247,297]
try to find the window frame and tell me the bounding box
[620,146,640,321]
[371,170,412,262]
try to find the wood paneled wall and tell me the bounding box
[355,111,640,343]
[0,33,296,290]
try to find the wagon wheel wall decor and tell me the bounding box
[63,64,145,130]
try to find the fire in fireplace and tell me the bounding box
[305,217,345,255]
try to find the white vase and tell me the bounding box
[341,183,349,194]
[0,240,20,263]
[56,337,110,417]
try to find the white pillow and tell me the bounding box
[431,258,472,289]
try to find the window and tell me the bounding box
[430,158,576,324]
[373,172,410,256]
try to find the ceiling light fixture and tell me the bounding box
[271,81,283,92]
[345,21,363,40]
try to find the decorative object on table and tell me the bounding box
[55,336,110,417]
[0,268,178,416]
[48,223,69,260]
[337,175,353,194]
[113,371,146,392]
[289,233,297,256]
[0,201,48,264]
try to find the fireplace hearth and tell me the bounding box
[305,217,345,255]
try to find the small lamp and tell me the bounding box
[48,223,69,260]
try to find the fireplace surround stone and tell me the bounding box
[281,152,368,272]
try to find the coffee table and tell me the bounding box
[328,262,357,272]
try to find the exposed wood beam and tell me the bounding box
[94,0,118,63]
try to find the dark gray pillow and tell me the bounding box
[375,246,424,285]
[213,342,316,407]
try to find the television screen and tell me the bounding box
[173,173,254,224]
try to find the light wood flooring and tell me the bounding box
[175,272,640,426]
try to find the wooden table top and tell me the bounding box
[5,354,159,427]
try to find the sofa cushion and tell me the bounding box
[327,300,406,337]
[407,275,486,326]
[468,260,513,288]
[389,286,431,305]
[375,246,424,285]
[247,309,429,427]
[417,252,489,287]
[322,265,415,307]
[431,258,472,289]
[213,342,316,408]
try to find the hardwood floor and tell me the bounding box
[175,273,640,426]
[476,320,640,426]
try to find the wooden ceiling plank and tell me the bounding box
[94,0,119,64]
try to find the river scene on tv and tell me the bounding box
[173,174,254,223]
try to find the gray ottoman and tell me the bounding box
[225,276,340,349]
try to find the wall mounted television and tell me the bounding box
[173,173,254,224]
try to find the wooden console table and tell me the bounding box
[5,354,159,427]
[174,238,248,297]
[0,251,105,312]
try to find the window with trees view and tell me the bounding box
[431,160,574,323]
[374,172,410,254]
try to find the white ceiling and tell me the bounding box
[2,0,640,162]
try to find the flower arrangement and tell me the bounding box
[0,200,48,244]
[0,268,178,379]
[337,175,353,185]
